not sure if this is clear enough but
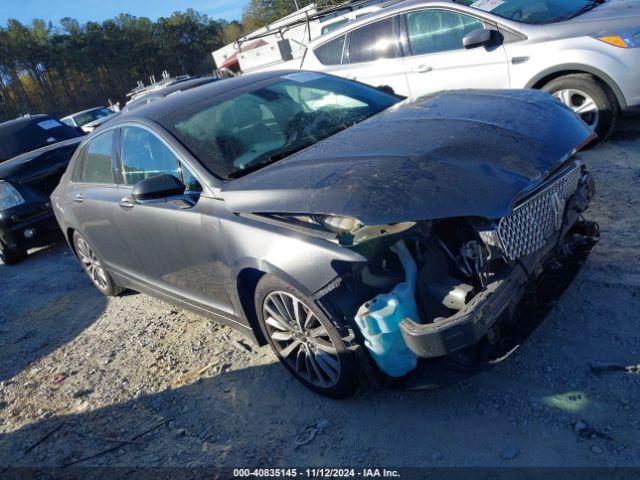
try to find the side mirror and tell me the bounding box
[132,174,186,202]
[463,29,493,49]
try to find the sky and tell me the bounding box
[0,0,246,27]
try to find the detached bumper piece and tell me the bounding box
[400,168,597,359]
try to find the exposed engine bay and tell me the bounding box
[309,159,599,376]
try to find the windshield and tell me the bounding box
[0,117,82,162]
[73,108,114,126]
[455,0,601,24]
[161,73,399,179]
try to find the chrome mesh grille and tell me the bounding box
[497,163,582,260]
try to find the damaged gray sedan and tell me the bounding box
[52,71,598,398]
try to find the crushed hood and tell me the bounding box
[222,89,593,225]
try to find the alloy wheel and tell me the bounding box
[75,237,109,290]
[553,89,600,129]
[262,291,341,388]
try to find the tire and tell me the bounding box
[0,242,27,265]
[72,232,123,297]
[255,275,359,398]
[542,74,619,144]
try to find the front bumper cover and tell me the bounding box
[400,172,597,359]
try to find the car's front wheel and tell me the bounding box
[0,241,27,265]
[255,275,359,398]
[542,74,619,143]
[73,232,122,296]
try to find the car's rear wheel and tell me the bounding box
[255,275,359,398]
[73,232,122,296]
[0,241,27,265]
[542,74,619,143]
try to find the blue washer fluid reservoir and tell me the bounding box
[354,240,420,377]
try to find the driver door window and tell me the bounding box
[120,126,201,191]
[121,127,180,185]
[406,9,484,55]
[401,8,509,98]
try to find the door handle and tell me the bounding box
[74,193,84,203]
[412,64,433,73]
[119,196,135,209]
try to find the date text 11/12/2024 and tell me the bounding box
[233,468,401,478]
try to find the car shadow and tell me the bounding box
[608,115,640,142]
[0,243,603,472]
[0,244,108,383]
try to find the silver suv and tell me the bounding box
[301,0,640,140]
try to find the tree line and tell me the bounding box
[1,0,325,123]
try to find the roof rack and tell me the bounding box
[126,71,192,99]
[235,0,395,47]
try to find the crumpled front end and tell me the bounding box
[399,160,597,360]
[311,158,597,375]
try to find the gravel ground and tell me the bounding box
[0,119,639,471]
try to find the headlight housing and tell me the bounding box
[0,181,25,211]
[594,33,640,48]
[283,214,416,245]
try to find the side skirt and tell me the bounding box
[109,269,259,343]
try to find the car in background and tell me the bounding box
[122,76,220,113]
[61,106,117,133]
[301,0,640,140]
[52,71,598,397]
[0,115,84,264]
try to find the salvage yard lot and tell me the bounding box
[1,119,639,469]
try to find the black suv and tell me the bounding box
[0,115,83,264]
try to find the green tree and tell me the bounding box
[222,20,245,44]
[0,10,227,122]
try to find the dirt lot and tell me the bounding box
[1,119,639,473]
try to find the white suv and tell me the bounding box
[300,0,640,140]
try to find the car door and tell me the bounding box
[65,129,127,270]
[401,8,510,97]
[336,16,410,96]
[113,124,235,315]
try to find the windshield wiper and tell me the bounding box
[227,144,312,179]
[226,111,380,180]
[566,1,601,19]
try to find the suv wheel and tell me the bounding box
[0,242,27,265]
[255,275,359,398]
[542,74,619,144]
[73,232,122,296]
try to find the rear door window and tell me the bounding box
[71,144,89,182]
[81,131,116,184]
[314,35,346,66]
[348,17,400,63]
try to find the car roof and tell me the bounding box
[307,0,449,44]
[113,70,292,124]
[130,76,219,103]
[307,0,530,46]
[0,114,50,129]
